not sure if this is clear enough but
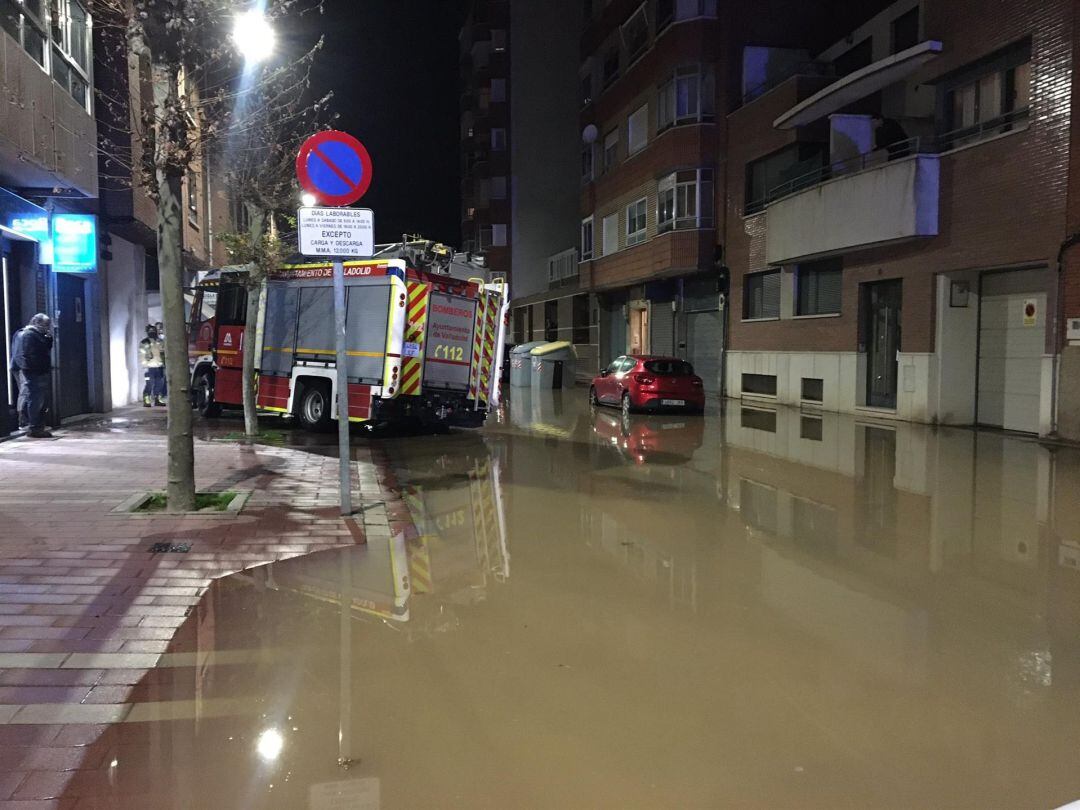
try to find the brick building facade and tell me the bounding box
[724,0,1080,438]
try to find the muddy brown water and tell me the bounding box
[68,392,1080,808]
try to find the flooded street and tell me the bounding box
[72,393,1080,808]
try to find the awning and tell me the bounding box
[774,40,943,130]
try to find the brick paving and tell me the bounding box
[0,408,412,807]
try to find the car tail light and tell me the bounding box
[634,374,655,385]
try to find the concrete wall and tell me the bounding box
[509,0,582,300]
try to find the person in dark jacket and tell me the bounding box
[12,314,53,438]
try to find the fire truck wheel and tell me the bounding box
[194,371,222,418]
[298,383,333,432]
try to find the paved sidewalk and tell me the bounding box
[0,408,413,807]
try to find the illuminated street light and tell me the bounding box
[233,9,276,65]
[301,192,317,208]
[256,728,284,761]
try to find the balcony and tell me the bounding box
[547,247,579,289]
[0,13,97,197]
[764,138,939,265]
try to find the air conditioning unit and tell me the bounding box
[1068,317,1080,342]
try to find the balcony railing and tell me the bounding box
[746,108,1030,216]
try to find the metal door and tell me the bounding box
[687,310,722,393]
[864,280,902,408]
[977,271,1047,434]
[56,273,89,418]
[650,300,674,356]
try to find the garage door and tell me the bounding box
[977,275,1046,434]
[687,310,722,393]
[650,300,675,356]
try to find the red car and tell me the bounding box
[590,355,705,415]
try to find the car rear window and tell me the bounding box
[645,360,694,375]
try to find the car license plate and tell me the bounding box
[661,399,685,406]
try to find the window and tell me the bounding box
[603,128,619,172]
[801,378,824,402]
[491,29,507,52]
[491,176,507,199]
[491,128,506,150]
[52,0,89,72]
[645,359,694,375]
[626,198,647,246]
[581,73,593,108]
[544,300,558,342]
[215,284,248,327]
[622,4,648,63]
[602,43,620,87]
[943,42,1030,147]
[658,168,713,232]
[573,295,591,344]
[891,7,919,54]
[479,226,493,248]
[743,270,780,320]
[741,375,778,397]
[627,104,648,155]
[491,224,507,247]
[581,217,594,260]
[744,144,825,214]
[657,66,715,130]
[796,259,842,315]
[834,38,872,77]
[490,78,506,103]
[186,170,200,225]
[582,142,594,183]
[602,212,618,256]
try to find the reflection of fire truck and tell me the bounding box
[187,242,508,430]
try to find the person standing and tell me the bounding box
[12,314,54,438]
[139,324,166,407]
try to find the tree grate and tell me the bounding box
[148,543,191,554]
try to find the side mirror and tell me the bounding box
[600,368,610,377]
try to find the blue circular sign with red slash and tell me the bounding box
[296,130,373,207]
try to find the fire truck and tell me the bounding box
[187,241,509,431]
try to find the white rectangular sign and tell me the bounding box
[298,207,374,258]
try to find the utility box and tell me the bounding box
[530,341,577,390]
[509,341,546,388]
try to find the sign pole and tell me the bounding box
[332,258,353,516]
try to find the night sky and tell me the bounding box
[302,0,467,247]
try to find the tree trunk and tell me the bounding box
[241,273,261,437]
[241,206,267,437]
[155,67,196,512]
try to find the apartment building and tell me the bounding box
[566,0,870,391]
[1,0,100,426]
[460,0,584,368]
[460,0,512,277]
[725,0,1080,439]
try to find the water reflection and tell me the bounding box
[54,396,1080,808]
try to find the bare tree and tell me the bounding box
[93,0,326,509]
[217,43,333,437]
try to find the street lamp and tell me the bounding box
[233,9,276,65]
[301,192,317,208]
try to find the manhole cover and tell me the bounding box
[149,542,191,554]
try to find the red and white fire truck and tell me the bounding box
[186,242,509,431]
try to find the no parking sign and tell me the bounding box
[295,130,373,207]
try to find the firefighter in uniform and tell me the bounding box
[139,324,166,406]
